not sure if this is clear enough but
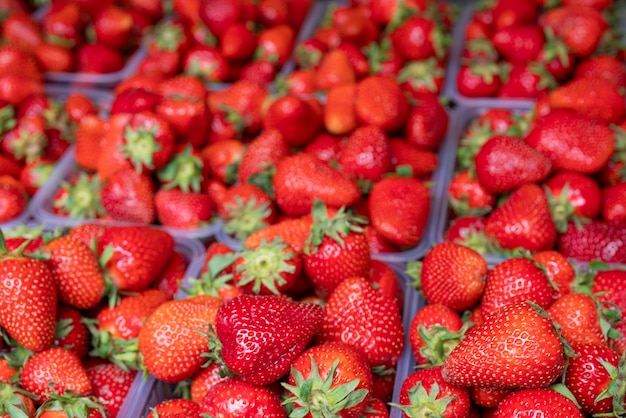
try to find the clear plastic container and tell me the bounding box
[32,145,221,242]
[429,104,535,266]
[0,85,114,229]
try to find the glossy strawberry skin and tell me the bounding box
[199,378,286,417]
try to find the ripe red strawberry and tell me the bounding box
[544,171,602,226]
[390,16,447,61]
[54,305,90,360]
[283,341,373,418]
[76,43,125,74]
[110,88,161,115]
[44,235,105,310]
[92,5,134,50]
[0,175,28,222]
[272,153,360,217]
[237,129,291,185]
[139,295,223,383]
[354,75,409,133]
[156,96,210,149]
[368,176,430,248]
[548,292,613,347]
[557,220,626,263]
[474,135,552,194]
[101,168,156,224]
[548,78,625,125]
[456,61,503,98]
[85,361,137,418]
[532,250,575,300]
[119,111,176,173]
[481,257,554,318]
[323,82,357,136]
[484,183,557,253]
[403,92,449,151]
[98,226,174,293]
[215,294,323,385]
[441,302,567,389]
[154,250,188,298]
[262,94,321,147]
[21,347,92,403]
[497,61,556,99]
[154,188,214,229]
[409,303,466,367]
[493,388,585,417]
[0,233,57,352]
[255,24,296,69]
[539,5,607,58]
[339,126,392,184]
[602,181,626,222]
[314,48,357,91]
[148,398,201,417]
[492,24,544,63]
[219,183,275,241]
[574,54,626,91]
[393,366,471,418]
[388,139,438,179]
[244,216,314,254]
[199,378,285,417]
[564,343,623,415]
[189,363,230,404]
[53,173,105,220]
[418,242,488,312]
[448,169,496,217]
[317,276,404,367]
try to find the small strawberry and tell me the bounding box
[237,129,291,185]
[54,305,89,360]
[441,302,568,389]
[403,92,449,151]
[602,181,626,222]
[532,250,575,300]
[154,188,214,230]
[493,388,585,417]
[339,126,393,185]
[85,361,137,418]
[100,168,156,224]
[354,75,409,133]
[262,94,322,147]
[214,294,323,385]
[0,176,28,223]
[416,241,488,312]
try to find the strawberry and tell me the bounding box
[97,114,135,181]
[76,44,125,74]
[390,16,447,61]
[408,303,466,367]
[548,292,613,347]
[317,276,404,367]
[354,75,409,133]
[219,183,275,240]
[255,24,295,69]
[53,173,105,220]
[398,58,445,97]
[154,188,214,229]
[244,216,314,254]
[21,347,92,404]
[388,139,438,179]
[492,24,544,63]
[156,96,210,150]
[323,82,358,136]
[98,226,174,293]
[154,250,188,298]
[417,242,488,312]
[497,61,556,99]
[448,170,496,217]
[441,302,568,389]
[92,5,134,50]
[54,305,89,360]
[548,78,625,125]
[339,125,392,184]
[456,61,503,98]
[544,171,603,226]
[392,366,471,418]
[85,361,137,418]
[19,159,54,196]
[233,238,302,295]
[199,378,286,416]
[139,295,223,383]
[190,363,230,404]
[43,235,105,310]
[1,13,42,52]
[532,250,575,300]
[539,5,607,58]
[110,88,161,115]
[474,135,552,194]
[602,181,626,222]
[272,153,360,217]
[199,0,241,38]
[0,175,27,223]
[480,257,554,318]
[215,294,323,385]
[314,48,357,91]
[262,94,322,147]
[302,201,371,299]
[0,232,56,352]
[183,45,230,83]
[237,129,290,185]
[368,176,430,248]
[148,398,201,417]
[557,221,626,263]
[283,341,372,418]
[564,343,624,415]
[120,111,176,174]
[493,388,585,417]
[525,109,614,173]
[574,54,626,91]
[491,0,539,29]
[100,168,156,224]
[74,115,105,172]
[484,183,557,253]
[404,92,449,151]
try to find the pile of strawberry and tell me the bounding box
[47,71,446,253]
[0,85,106,224]
[290,0,456,96]
[134,0,312,86]
[457,0,624,99]
[0,223,193,417]
[398,240,626,416]
[443,70,626,264]
[1,0,163,77]
[131,200,407,416]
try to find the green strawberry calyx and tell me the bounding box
[304,200,367,255]
[157,144,204,193]
[183,254,237,298]
[282,356,368,416]
[120,124,162,173]
[53,173,105,220]
[222,196,273,242]
[595,351,626,417]
[389,381,457,417]
[0,382,36,418]
[234,238,295,295]
[38,391,108,418]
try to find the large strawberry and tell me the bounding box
[557,221,626,263]
[282,341,372,418]
[338,125,392,184]
[547,293,612,347]
[354,75,409,133]
[484,183,557,253]
[317,276,404,368]
[214,294,323,385]
[138,295,223,383]
[85,362,137,418]
[473,135,552,194]
[442,302,568,389]
[303,201,371,299]
[417,241,488,312]
[0,231,57,352]
[272,153,360,217]
[100,167,156,224]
